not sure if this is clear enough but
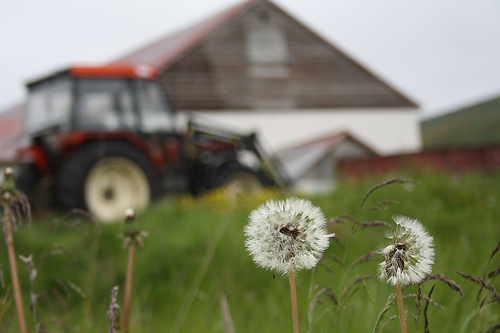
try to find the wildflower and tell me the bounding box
[121,208,148,248]
[245,197,332,333]
[121,208,147,333]
[244,197,332,275]
[379,215,434,286]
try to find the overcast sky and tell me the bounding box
[1,0,500,119]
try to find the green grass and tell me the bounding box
[1,171,499,332]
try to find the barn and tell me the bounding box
[110,0,421,156]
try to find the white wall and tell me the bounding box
[179,108,422,155]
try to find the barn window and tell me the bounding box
[245,25,290,78]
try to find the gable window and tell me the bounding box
[245,24,290,78]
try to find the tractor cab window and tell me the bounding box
[75,79,136,130]
[135,80,174,133]
[25,76,72,135]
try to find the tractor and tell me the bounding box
[16,63,287,221]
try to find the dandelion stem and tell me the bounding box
[3,204,28,333]
[288,268,300,333]
[124,244,135,333]
[395,282,407,333]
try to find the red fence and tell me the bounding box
[337,145,500,177]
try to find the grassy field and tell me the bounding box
[1,170,499,332]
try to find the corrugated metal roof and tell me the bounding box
[276,131,376,180]
[111,0,255,67]
[0,103,24,162]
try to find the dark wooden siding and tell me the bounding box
[162,0,415,111]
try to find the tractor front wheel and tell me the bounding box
[84,156,151,222]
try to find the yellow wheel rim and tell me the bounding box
[84,156,150,222]
[222,171,263,197]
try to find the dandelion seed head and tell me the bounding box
[379,215,434,285]
[244,197,331,275]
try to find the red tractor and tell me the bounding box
[16,64,287,221]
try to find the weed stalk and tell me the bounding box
[121,208,148,333]
[20,255,40,333]
[124,243,135,333]
[108,286,120,333]
[1,168,27,333]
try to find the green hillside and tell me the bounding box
[421,95,500,148]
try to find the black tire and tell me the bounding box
[57,140,158,221]
[15,164,53,212]
[16,164,41,198]
[214,164,266,196]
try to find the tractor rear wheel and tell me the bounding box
[215,164,265,197]
[57,141,156,222]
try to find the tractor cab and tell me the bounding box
[24,64,175,137]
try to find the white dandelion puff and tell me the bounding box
[244,197,332,275]
[379,215,435,286]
